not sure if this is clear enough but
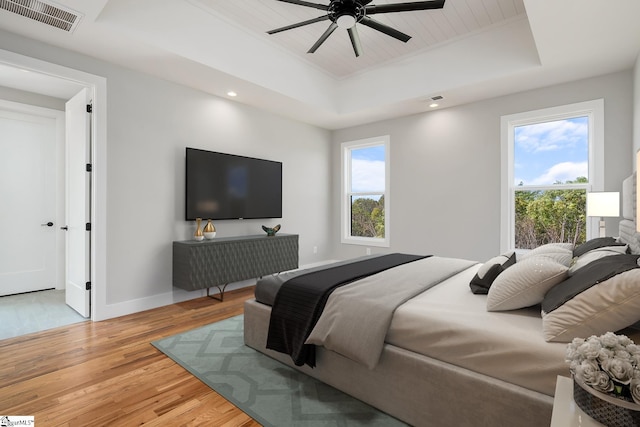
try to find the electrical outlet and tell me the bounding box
[313,246,317,254]
[366,248,371,255]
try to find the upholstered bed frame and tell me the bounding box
[243,173,639,427]
[244,298,552,426]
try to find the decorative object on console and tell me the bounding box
[566,332,640,426]
[262,224,281,237]
[587,192,620,238]
[203,219,216,239]
[193,217,204,241]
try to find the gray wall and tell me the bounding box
[332,71,634,263]
[0,30,332,314]
[634,53,640,159]
[1,28,636,318]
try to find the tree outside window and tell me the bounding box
[513,117,589,249]
[342,136,390,247]
[501,100,604,252]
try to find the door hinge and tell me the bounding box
[86,163,92,172]
[86,222,91,231]
[85,282,91,291]
[86,104,92,113]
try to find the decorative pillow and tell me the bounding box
[469,252,516,294]
[520,243,574,266]
[573,237,626,258]
[486,255,569,311]
[533,250,573,267]
[542,255,640,342]
[568,245,630,275]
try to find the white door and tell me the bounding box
[65,89,91,317]
[0,109,57,296]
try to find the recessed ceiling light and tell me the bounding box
[429,103,439,108]
[227,91,237,97]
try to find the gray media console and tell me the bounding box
[172,233,299,300]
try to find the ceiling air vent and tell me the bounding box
[0,0,82,32]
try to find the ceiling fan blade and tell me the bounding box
[356,0,374,4]
[348,26,363,57]
[308,22,338,53]
[366,0,445,14]
[274,0,329,11]
[267,16,329,34]
[359,16,411,43]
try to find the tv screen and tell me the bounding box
[185,148,283,220]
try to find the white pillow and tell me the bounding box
[520,243,573,266]
[542,269,640,342]
[568,245,629,275]
[486,255,569,311]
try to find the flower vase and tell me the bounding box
[573,376,640,427]
[193,218,204,241]
[203,219,216,239]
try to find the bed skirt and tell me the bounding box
[244,298,554,427]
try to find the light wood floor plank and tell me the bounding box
[0,287,261,427]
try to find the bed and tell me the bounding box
[243,174,640,427]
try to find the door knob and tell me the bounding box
[41,222,54,227]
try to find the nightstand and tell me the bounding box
[550,375,605,426]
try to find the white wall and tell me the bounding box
[332,71,634,263]
[634,53,640,159]
[0,30,332,318]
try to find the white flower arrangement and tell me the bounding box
[566,332,640,404]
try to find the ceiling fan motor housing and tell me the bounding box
[328,0,365,26]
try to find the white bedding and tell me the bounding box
[387,263,567,396]
[306,256,476,369]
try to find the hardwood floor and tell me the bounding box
[0,286,261,426]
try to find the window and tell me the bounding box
[341,136,390,247]
[500,100,604,252]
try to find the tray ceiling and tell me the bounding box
[194,0,526,78]
[1,0,640,129]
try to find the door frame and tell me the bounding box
[0,48,108,321]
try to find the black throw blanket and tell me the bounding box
[266,253,428,367]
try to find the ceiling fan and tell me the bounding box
[267,0,446,57]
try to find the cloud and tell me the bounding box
[352,159,385,192]
[515,118,588,153]
[522,161,588,185]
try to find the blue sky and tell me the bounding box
[514,116,589,186]
[351,145,385,193]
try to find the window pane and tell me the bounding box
[514,117,589,186]
[350,195,385,238]
[351,145,385,192]
[515,188,586,249]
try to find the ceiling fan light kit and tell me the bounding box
[268,0,446,57]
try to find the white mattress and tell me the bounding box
[386,264,567,396]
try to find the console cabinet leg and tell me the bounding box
[207,283,229,302]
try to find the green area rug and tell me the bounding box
[152,315,407,427]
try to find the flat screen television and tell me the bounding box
[185,148,282,220]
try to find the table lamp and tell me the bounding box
[586,192,620,238]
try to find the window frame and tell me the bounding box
[341,135,390,247]
[500,99,604,252]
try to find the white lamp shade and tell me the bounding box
[586,192,620,217]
